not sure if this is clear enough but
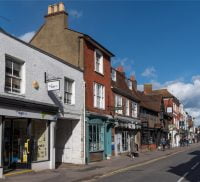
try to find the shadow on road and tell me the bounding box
[168,150,200,182]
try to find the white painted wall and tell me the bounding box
[0,32,85,166]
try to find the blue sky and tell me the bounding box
[1,0,200,123]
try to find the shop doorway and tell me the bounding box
[3,118,32,172]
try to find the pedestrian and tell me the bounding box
[161,137,166,151]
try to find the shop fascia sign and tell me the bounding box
[45,72,61,91]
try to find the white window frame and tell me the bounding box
[111,69,116,81]
[115,94,123,114]
[64,78,75,105]
[94,49,103,74]
[125,99,130,116]
[127,80,132,90]
[132,101,138,118]
[93,82,105,109]
[5,55,24,94]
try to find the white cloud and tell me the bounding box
[141,66,156,78]
[68,9,83,19]
[139,76,200,125]
[19,31,35,42]
[112,57,136,77]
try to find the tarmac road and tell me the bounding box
[97,145,200,182]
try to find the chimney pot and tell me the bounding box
[116,66,124,73]
[47,2,66,15]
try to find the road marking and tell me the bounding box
[191,162,199,170]
[83,150,184,182]
[177,172,189,182]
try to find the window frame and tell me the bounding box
[115,94,123,114]
[111,69,116,81]
[93,82,105,109]
[125,99,130,116]
[5,55,24,95]
[131,101,138,118]
[64,77,75,105]
[94,49,104,75]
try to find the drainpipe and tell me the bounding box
[83,81,86,164]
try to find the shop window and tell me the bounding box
[115,95,123,114]
[5,55,24,94]
[32,120,49,161]
[93,83,105,109]
[89,124,104,152]
[94,49,103,74]
[64,78,75,105]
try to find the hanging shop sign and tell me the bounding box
[47,80,60,91]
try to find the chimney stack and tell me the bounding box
[45,2,68,28]
[130,75,137,90]
[144,84,152,94]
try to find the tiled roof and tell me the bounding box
[137,91,162,112]
[111,70,140,102]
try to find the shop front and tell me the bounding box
[86,113,113,163]
[114,116,141,156]
[3,118,50,173]
[0,94,58,177]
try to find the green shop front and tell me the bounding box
[85,112,113,163]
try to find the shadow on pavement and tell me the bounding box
[168,150,200,182]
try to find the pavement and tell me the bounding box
[2,143,200,182]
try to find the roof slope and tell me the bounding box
[137,91,162,112]
[112,70,140,102]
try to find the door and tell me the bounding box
[3,118,32,171]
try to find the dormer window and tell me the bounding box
[94,49,103,74]
[111,69,116,81]
[126,79,132,90]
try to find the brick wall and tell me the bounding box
[84,40,112,115]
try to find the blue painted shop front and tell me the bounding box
[85,114,113,163]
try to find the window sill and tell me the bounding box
[4,91,25,97]
[64,103,75,106]
[94,70,104,76]
[94,106,106,111]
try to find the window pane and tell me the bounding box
[32,120,49,161]
[12,78,21,93]
[5,76,11,92]
[13,62,21,77]
[6,60,12,75]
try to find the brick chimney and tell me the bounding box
[144,84,152,94]
[130,75,137,90]
[45,2,68,28]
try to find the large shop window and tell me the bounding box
[89,124,104,152]
[5,55,24,94]
[32,120,49,161]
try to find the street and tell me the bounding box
[97,146,200,182]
